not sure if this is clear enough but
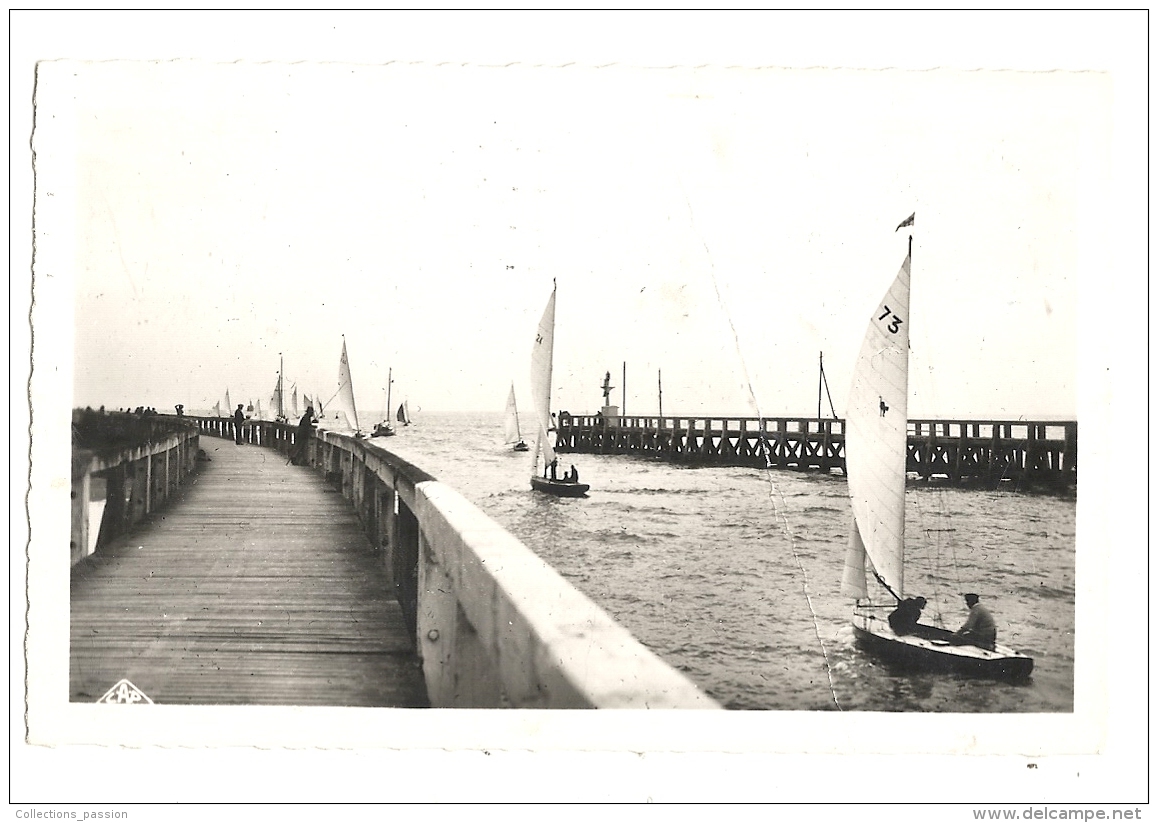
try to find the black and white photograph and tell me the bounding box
[13,10,1147,810]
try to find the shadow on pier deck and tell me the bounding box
[70,438,429,707]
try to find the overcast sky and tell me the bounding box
[35,20,1114,421]
[16,10,1150,802]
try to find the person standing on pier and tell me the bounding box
[233,404,246,445]
[289,406,315,465]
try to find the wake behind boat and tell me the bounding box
[529,281,588,497]
[841,225,1033,681]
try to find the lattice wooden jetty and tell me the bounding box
[556,413,1077,485]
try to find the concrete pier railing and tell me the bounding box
[187,415,721,710]
[70,410,201,566]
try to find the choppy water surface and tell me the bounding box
[373,410,1075,712]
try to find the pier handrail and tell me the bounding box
[70,409,201,565]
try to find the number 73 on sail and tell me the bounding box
[841,228,1033,681]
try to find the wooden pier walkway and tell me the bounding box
[70,437,429,707]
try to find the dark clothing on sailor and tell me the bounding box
[888,597,926,636]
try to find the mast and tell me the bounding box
[817,352,823,420]
[278,353,285,418]
[622,361,627,418]
[386,367,393,425]
[513,386,522,439]
[658,369,663,418]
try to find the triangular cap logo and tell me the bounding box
[97,678,153,704]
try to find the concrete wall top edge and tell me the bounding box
[415,480,722,709]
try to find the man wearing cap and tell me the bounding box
[955,593,997,650]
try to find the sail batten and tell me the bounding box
[844,252,911,599]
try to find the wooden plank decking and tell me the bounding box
[70,437,429,707]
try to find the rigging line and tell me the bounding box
[674,183,841,710]
[763,459,842,712]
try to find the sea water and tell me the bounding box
[364,410,1075,712]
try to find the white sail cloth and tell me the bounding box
[336,338,360,432]
[530,284,558,473]
[842,251,911,599]
[503,383,522,444]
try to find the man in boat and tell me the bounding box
[569,464,579,484]
[953,593,997,650]
[887,596,926,636]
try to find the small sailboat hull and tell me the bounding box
[530,476,590,497]
[852,608,1034,682]
[372,423,395,438]
[512,440,529,452]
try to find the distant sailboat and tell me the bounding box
[841,230,1033,680]
[396,402,412,426]
[335,337,363,436]
[504,382,529,451]
[225,389,232,416]
[529,281,588,497]
[372,367,396,438]
[268,353,289,422]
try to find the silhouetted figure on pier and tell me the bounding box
[289,406,315,465]
[175,404,184,417]
[888,596,927,636]
[234,404,246,445]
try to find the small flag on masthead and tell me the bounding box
[895,212,915,232]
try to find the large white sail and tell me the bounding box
[843,249,911,598]
[530,284,558,474]
[336,338,360,432]
[503,383,522,444]
[225,389,232,416]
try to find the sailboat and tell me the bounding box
[396,401,412,426]
[503,382,529,451]
[271,354,288,423]
[529,281,589,497]
[335,337,364,437]
[841,230,1033,681]
[372,367,396,438]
